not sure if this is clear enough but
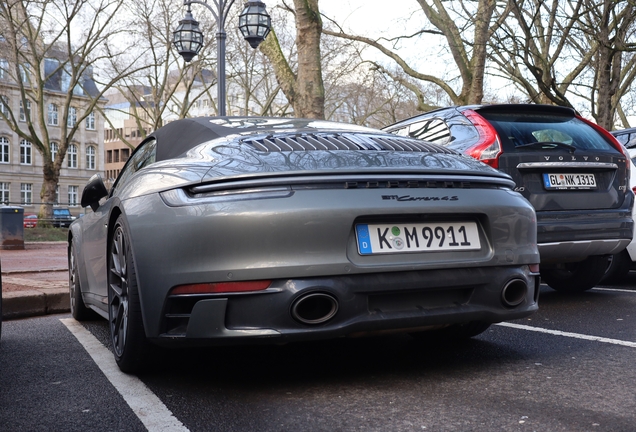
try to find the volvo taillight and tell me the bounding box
[576,115,628,157]
[462,109,502,169]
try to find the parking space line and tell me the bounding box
[60,318,190,432]
[496,322,636,348]
[593,287,636,294]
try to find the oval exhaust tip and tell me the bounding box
[501,279,527,307]
[291,293,338,325]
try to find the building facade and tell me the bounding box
[0,68,104,217]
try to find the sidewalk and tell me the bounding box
[1,242,69,320]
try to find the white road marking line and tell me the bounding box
[60,318,190,432]
[593,287,636,294]
[496,322,636,348]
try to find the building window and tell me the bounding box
[20,183,32,205]
[121,148,130,162]
[0,59,7,80]
[86,112,95,130]
[107,150,112,163]
[19,100,31,122]
[67,144,77,168]
[86,145,96,170]
[20,140,32,165]
[114,149,119,163]
[68,106,77,127]
[0,137,9,163]
[0,182,9,204]
[68,185,78,207]
[0,95,8,117]
[50,142,58,162]
[55,185,59,205]
[19,64,29,83]
[48,103,59,126]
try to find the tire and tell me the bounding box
[108,216,151,373]
[69,241,96,321]
[601,250,632,284]
[541,255,609,293]
[410,321,491,342]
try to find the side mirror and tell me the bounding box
[80,174,108,212]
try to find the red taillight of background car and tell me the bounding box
[577,115,630,179]
[576,115,628,157]
[462,109,502,169]
[170,280,272,295]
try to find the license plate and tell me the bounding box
[543,173,596,189]
[355,222,481,255]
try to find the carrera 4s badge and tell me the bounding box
[382,195,459,202]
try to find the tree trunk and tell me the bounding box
[39,159,60,224]
[259,0,325,118]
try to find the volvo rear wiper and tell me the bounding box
[516,141,577,153]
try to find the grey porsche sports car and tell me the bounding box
[69,117,540,373]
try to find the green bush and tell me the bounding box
[24,227,68,242]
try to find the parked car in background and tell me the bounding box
[52,208,74,228]
[23,214,38,228]
[69,117,540,373]
[385,105,634,292]
[601,129,636,282]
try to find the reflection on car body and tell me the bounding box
[69,117,540,373]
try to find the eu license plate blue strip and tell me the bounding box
[356,224,373,255]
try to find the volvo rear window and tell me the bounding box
[479,112,617,152]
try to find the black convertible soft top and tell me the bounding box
[151,117,378,162]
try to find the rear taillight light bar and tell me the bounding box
[462,109,503,169]
[171,280,272,295]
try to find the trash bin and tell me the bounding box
[0,206,25,250]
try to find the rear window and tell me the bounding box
[479,112,616,152]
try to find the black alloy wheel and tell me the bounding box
[108,216,150,373]
[540,255,609,293]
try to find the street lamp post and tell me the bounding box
[172,0,271,117]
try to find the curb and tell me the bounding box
[2,268,68,275]
[2,288,70,320]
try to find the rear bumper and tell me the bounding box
[151,266,540,347]
[537,207,633,262]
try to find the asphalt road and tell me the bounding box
[1,282,636,432]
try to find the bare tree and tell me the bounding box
[323,0,504,110]
[489,0,636,129]
[99,0,227,149]
[489,0,587,107]
[580,0,636,129]
[326,66,421,128]
[0,0,144,220]
[259,0,325,118]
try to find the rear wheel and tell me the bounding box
[541,255,609,293]
[69,241,96,321]
[410,321,491,342]
[601,250,632,284]
[108,216,151,373]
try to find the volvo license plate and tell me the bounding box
[543,173,596,189]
